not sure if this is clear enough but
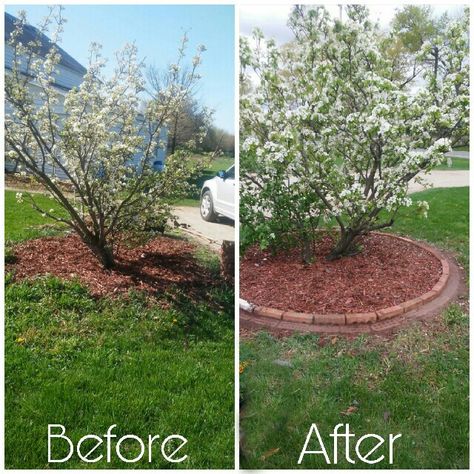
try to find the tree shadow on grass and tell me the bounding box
[160,283,234,343]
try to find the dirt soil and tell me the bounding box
[7,234,212,298]
[240,233,442,314]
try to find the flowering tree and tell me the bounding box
[5,8,212,268]
[240,5,469,261]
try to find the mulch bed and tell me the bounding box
[240,233,442,314]
[7,234,212,298]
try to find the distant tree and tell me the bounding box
[147,40,212,155]
[202,126,234,155]
[219,129,235,155]
[390,6,463,88]
[5,8,209,268]
[392,5,439,54]
[165,95,210,154]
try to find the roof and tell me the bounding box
[5,12,87,76]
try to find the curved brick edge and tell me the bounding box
[240,233,458,334]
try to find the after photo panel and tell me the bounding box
[239,3,469,470]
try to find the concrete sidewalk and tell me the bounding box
[446,150,469,159]
[408,170,469,193]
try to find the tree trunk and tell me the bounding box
[300,237,314,265]
[12,159,19,173]
[88,241,115,269]
[327,228,360,260]
[170,114,179,155]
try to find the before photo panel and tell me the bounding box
[4,3,235,468]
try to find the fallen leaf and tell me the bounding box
[260,447,280,461]
[340,406,358,416]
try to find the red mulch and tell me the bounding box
[240,233,442,314]
[7,234,211,298]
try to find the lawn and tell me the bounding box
[240,186,468,469]
[388,187,469,271]
[207,155,235,174]
[435,157,469,170]
[5,192,234,468]
[453,145,469,152]
[5,190,67,242]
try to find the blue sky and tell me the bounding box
[5,4,235,133]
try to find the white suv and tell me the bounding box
[200,164,235,221]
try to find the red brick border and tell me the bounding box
[240,233,454,331]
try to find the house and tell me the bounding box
[4,12,167,177]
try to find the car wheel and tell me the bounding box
[200,190,217,222]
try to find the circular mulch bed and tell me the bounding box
[7,234,211,298]
[240,232,442,315]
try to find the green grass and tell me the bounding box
[435,157,469,170]
[175,197,201,208]
[240,187,469,469]
[5,192,234,468]
[388,187,468,270]
[453,145,469,152]
[207,155,234,174]
[5,190,67,242]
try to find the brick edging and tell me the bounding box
[239,233,450,327]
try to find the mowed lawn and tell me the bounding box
[240,187,468,469]
[5,190,234,468]
[435,156,469,170]
[5,190,68,242]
